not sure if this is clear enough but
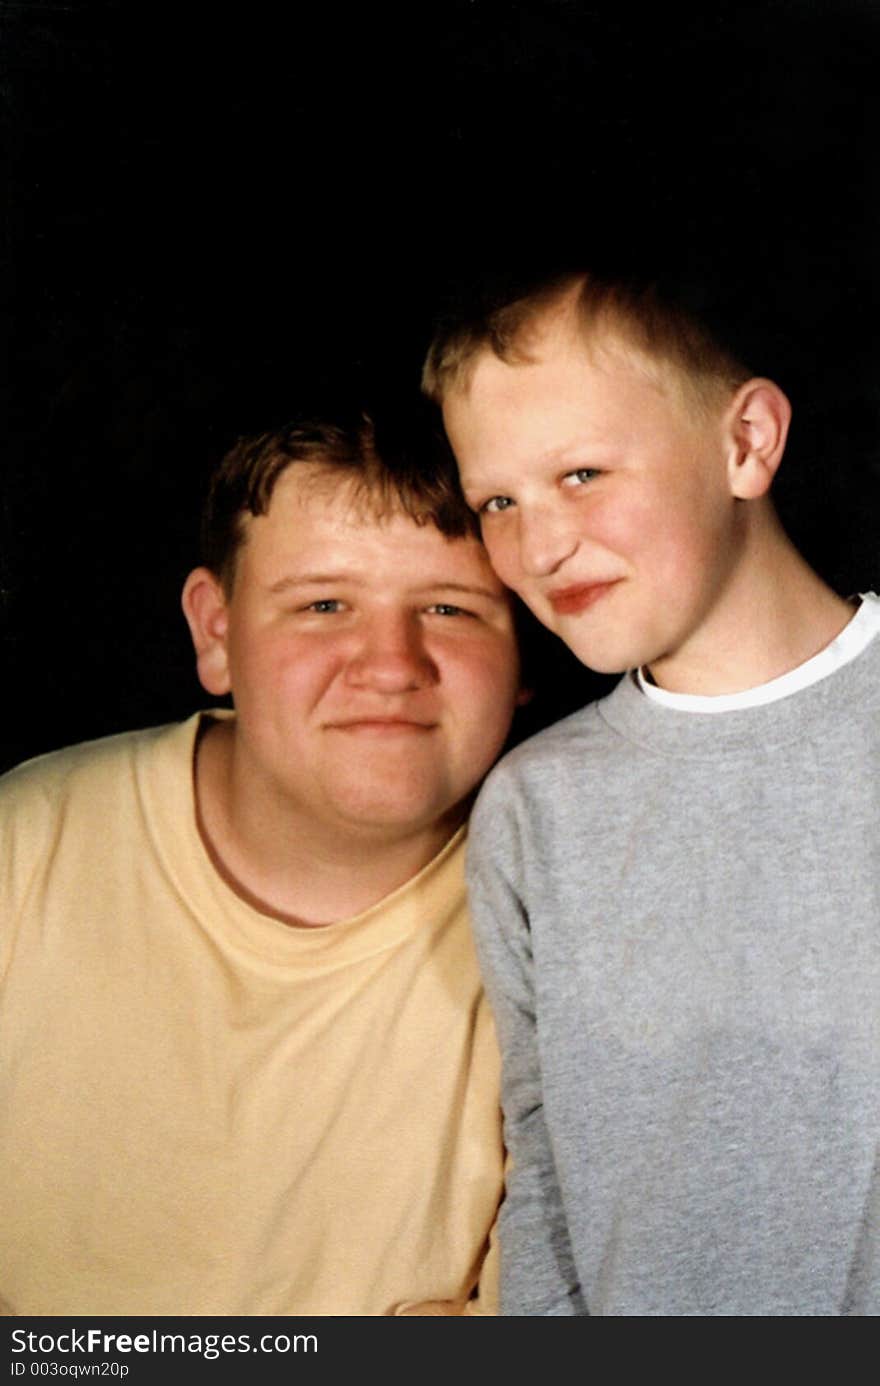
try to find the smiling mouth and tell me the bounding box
[547,580,621,615]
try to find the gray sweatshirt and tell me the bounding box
[467,636,880,1315]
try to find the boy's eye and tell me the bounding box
[562,468,600,487]
[426,603,468,618]
[481,495,514,515]
[304,599,344,614]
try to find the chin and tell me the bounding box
[563,640,636,676]
[333,794,449,835]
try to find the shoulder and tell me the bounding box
[1,723,173,811]
[467,681,632,875]
[476,679,628,811]
[0,717,210,976]
[0,716,206,851]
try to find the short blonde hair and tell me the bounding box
[422,271,752,415]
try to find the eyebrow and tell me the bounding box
[267,575,504,603]
[462,440,617,486]
[412,581,505,603]
[457,475,485,495]
[268,574,358,594]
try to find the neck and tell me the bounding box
[647,503,855,696]
[194,720,460,926]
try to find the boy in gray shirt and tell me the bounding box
[423,272,880,1315]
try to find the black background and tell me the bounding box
[3,0,880,772]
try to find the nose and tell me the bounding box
[344,611,438,693]
[517,503,579,578]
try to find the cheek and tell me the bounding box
[448,645,520,748]
[275,643,345,706]
[230,635,335,713]
[479,522,521,588]
[579,491,645,561]
[589,488,702,582]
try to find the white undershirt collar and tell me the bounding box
[636,593,880,714]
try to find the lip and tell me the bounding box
[326,719,436,734]
[547,580,621,616]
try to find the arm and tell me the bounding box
[396,1220,499,1315]
[466,777,585,1316]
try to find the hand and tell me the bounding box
[396,1299,468,1316]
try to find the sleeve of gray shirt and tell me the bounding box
[467,769,586,1316]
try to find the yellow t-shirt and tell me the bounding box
[0,714,502,1316]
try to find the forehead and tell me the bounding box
[235,464,505,591]
[445,323,690,467]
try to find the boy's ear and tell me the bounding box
[724,378,792,500]
[181,567,232,696]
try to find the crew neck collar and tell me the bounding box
[598,613,880,760]
[635,593,880,715]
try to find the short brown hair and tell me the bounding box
[201,409,478,591]
[422,270,753,413]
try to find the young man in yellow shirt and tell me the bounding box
[0,411,525,1316]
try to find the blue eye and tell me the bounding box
[564,468,600,486]
[481,495,514,514]
[305,599,343,613]
[427,603,467,617]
